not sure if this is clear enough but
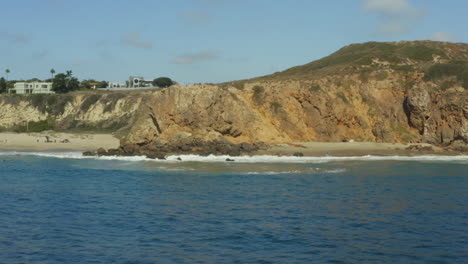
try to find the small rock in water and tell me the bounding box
[226,158,235,162]
[146,154,166,160]
[177,157,182,161]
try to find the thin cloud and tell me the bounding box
[171,51,219,64]
[93,40,122,63]
[71,60,90,66]
[99,50,116,61]
[364,0,413,16]
[95,39,111,47]
[179,11,211,24]
[362,0,426,36]
[377,21,407,35]
[0,32,31,44]
[32,50,48,60]
[429,32,458,42]
[48,0,65,5]
[121,32,153,49]
[198,0,233,6]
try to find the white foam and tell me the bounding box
[0,151,85,159]
[164,154,468,163]
[244,168,346,175]
[0,151,467,163]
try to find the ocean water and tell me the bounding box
[0,152,467,264]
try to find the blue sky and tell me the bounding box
[0,0,466,84]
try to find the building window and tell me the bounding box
[42,85,48,88]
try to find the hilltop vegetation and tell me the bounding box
[424,61,468,89]
[254,41,468,83]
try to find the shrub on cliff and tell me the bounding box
[424,62,468,89]
[81,94,102,112]
[15,120,54,133]
[252,85,265,104]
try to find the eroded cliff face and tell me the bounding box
[121,72,466,152]
[0,92,143,135]
[1,72,466,154]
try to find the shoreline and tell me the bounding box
[0,133,465,157]
[1,150,467,164]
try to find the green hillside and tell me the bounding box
[254,41,468,83]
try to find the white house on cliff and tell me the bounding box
[9,82,54,94]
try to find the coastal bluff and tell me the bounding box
[1,41,467,156]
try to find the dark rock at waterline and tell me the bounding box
[121,143,138,154]
[146,153,166,160]
[82,151,95,156]
[405,145,434,151]
[82,139,269,158]
[106,148,120,156]
[239,142,255,152]
[97,148,107,155]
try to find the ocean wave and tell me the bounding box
[244,168,346,175]
[0,151,467,163]
[0,151,85,159]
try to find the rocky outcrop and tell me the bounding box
[84,138,269,159]
[405,85,431,134]
[422,93,468,146]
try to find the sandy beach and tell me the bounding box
[0,132,455,156]
[257,142,447,156]
[0,132,120,151]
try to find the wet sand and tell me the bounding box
[0,132,119,151]
[257,142,447,156]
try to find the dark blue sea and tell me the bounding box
[0,152,467,264]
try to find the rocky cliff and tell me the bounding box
[0,91,143,136]
[115,41,467,156]
[1,41,467,156]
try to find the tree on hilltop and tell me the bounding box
[152,77,174,88]
[52,71,79,93]
[0,77,7,93]
[80,79,97,89]
[96,81,108,88]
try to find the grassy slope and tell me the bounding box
[249,41,468,88]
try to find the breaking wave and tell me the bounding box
[0,151,467,164]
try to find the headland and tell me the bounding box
[0,41,467,158]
